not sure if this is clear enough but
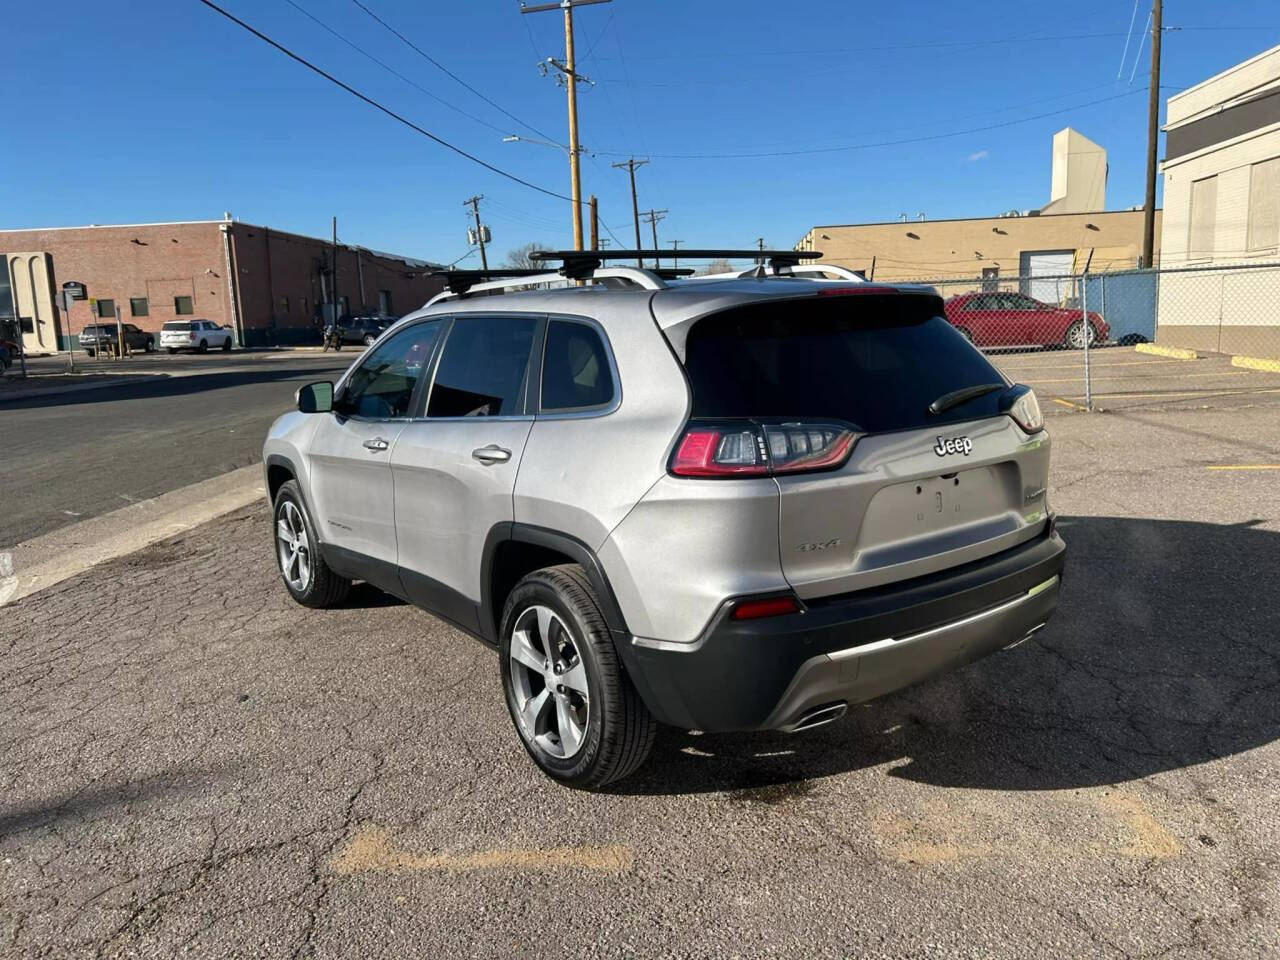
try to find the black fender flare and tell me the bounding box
[480,522,630,644]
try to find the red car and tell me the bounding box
[943,291,1108,350]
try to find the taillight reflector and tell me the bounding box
[730,596,801,621]
[670,421,858,478]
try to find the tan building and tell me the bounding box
[1155,43,1280,355]
[796,127,1159,300]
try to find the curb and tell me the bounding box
[1230,354,1280,373]
[1135,343,1199,361]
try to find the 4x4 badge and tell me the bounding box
[934,435,973,457]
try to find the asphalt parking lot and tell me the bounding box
[3,402,1279,958]
[990,344,1280,414]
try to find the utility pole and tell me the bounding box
[611,156,648,267]
[640,209,667,270]
[588,194,599,250]
[1141,0,1162,269]
[331,216,340,325]
[668,240,682,272]
[464,195,489,270]
[523,0,611,251]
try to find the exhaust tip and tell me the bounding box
[780,701,848,733]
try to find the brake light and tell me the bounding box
[1002,385,1044,433]
[670,421,859,478]
[730,595,801,620]
[189,332,196,341]
[816,285,899,297]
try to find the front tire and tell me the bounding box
[198,339,208,353]
[272,480,351,608]
[166,347,177,354]
[500,565,656,789]
[145,338,155,353]
[222,338,231,351]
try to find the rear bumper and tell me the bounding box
[617,526,1066,732]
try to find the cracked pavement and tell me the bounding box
[2,404,1278,958]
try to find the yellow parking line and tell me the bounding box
[1205,464,1280,471]
[1058,386,1280,401]
[998,357,1189,371]
[1050,397,1088,412]
[1026,371,1253,386]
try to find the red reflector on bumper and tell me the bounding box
[730,596,801,621]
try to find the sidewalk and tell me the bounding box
[0,371,162,402]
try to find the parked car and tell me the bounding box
[80,323,155,356]
[263,262,1065,788]
[324,314,392,347]
[160,320,234,353]
[943,291,1109,349]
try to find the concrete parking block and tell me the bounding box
[1136,343,1200,360]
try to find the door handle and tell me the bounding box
[472,445,511,464]
[362,437,389,452]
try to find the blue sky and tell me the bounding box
[2,1,1277,266]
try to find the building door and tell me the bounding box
[1019,250,1075,306]
[5,253,62,354]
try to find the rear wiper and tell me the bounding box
[927,382,1005,416]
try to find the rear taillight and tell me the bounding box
[189,332,196,341]
[670,420,859,478]
[1002,385,1044,433]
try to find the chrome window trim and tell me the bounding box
[535,313,622,421]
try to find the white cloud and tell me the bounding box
[967,150,990,162]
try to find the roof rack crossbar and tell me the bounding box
[426,268,550,295]
[531,248,823,276]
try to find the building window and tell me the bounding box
[174,295,194,315]
[130,297,149,317]
[1188,175,1218,260]
[96,298,115,318]
[378,289,392,315]
[280,296,290,314]
[1247,157,1280,252]
[981,267,1000,292]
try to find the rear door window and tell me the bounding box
[682,294,1009,433]
[427,315,539,418]
[540,319,614,411]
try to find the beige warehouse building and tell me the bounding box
[796,127,1160,299]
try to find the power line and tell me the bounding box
[281,0,509,135]
[193,0,573,201]
[348,0,558,143]
[593,88,1150,160]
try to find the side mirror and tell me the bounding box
[296,381,334,414]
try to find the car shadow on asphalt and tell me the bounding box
[333,582,407,609]
[0,365,348,410]
[609,515,1280,798]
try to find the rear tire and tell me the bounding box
[198,339,208,353]
[1064,320,1098,350]
[500,565,656,789]
[221,338,231,351]
[145,339,155,353]
[272,480,351,608]
[85,348,96,358]
[166,347,177,355]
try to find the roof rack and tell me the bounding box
[426,268,549,295]
[530,248,823,279]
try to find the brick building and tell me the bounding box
[0,217,445,352]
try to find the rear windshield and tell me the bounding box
[683,294,1009,433]
[163,322,193,331]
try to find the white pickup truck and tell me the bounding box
[160,320,234,354]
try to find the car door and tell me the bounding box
[307,318,446,578]
[390,312,543,633]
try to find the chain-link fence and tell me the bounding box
[900,261,1280,411]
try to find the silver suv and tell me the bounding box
[263,251,1065,788]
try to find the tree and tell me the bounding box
[504,242,549,270]
[696,258,736,276]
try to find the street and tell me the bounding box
[3,401,1278,958]
[0,352,350,545]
